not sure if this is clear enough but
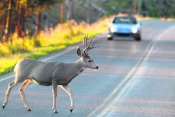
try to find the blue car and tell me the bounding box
[107,16,142,41]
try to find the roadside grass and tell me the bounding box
[0,45,66,75]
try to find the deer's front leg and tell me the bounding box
[61,85,74,112]
[52,84,58,113]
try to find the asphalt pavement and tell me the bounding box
[0,20,175,117]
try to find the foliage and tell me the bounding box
[0,16,110,76]
[104,0,175,18]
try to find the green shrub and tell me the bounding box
[34,38,41,47]
[8,44,25,54]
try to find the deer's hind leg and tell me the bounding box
[52,84,58,113]
[61,85,74,113]
[3,80,19,109]
[19,79,32,111]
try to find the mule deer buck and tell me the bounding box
[2,35,99,113]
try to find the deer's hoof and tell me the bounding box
[70,109,73,113]
[27,109,31,111]
[53,110,58,113]
[2,105,5,109]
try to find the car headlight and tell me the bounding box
[109,27,117,32]
[131,28,138,33]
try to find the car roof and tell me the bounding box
[115,16,136,19]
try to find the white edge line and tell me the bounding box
[0,75,14,82]
[96,26,168,117]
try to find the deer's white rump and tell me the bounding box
[2,35,99,113]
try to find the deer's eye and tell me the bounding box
[88,60,92,62]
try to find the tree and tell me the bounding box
[86,0,91,24]
[16,0,27,38]
[0,1,6,41]
[65,0,74,20]
[27,0,64,35]
[5,0,12,42]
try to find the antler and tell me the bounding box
[83,34,100,57]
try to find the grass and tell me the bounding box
[0,45,66,75]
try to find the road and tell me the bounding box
[0,20,175,117]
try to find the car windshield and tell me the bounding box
[112,17,137,24]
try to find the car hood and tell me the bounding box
[109,23,138,33]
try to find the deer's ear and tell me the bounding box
[76,47,82,57]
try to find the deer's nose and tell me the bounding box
[95,66,99,69]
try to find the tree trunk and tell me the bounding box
[86,0,91,24]
[17,5,25,38]
[60,2,64,24]
[65,0,74,20]
[133,0,137,15]
[37,11,41,35]
[5,0,12,42]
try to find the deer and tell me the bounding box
[2,35,100,113]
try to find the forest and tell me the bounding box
[1,0,175,42]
